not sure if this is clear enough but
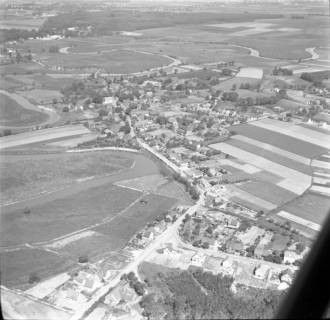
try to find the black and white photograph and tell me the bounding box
[0,0,330,319]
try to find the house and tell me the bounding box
[104,96,118,106]
[104,286,123,306]
[191,252,206,266]
[221,258,236,275]
[74,270,102,293]
[268,270,281,286]
[253,265,269,280]
[143,230,154,241]
[283,250,301,264]
[226,239,244,254]
[226,218,240,229]
[280,269,294,285]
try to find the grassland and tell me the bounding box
[1,183,141,247]
[0,92,48,128]
[19,89,64,105]
[41,50,171,73]
[0,151,132,204]
[230,123,328,158]
[0,248,70,289]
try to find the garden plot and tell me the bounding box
[231,135,311,165]
[210,142,311,194]
[250,118,330,149]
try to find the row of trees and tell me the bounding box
[172,173,200,200]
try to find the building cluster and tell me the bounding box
[179,209,309,267]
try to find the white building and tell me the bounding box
[191,253,206,266]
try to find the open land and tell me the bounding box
[0,92,48,128]
[0,125,90,150]
[230,123,329,158]
[0,148,184,288]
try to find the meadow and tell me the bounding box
[0,92,48,128]
[0,248,70,289]
[40,49,172,73]
[1,183,141,247]
[0,151,132,204]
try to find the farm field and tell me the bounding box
[226,185,277,211]
[210,142,312,194]
[0,151,132,204]
[40,49,172,73]
[250,118,330,149]
[0,125,90,150]
[0,248,70,289]
[237,181,297,206]
[94,193,177,241]
[19,89,64,105]
[230,123,328,158]
[155,180,195,206]
[0,183,142,247]
[115,174,168,192]
[0,148,186,288]
[236,67,263,79]
[225,137,312,174]
[231,135,310,165]
[279,193,330,225]
[215,76,261,91]
[0,92,48,128]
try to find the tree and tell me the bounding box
[296,242,305,254]
[62,106,69,112]
[23,207,31,215]
[78,255,88,263]
[49,45,59,53]
[29,273,40,284]
[15,50,22,63]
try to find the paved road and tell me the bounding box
[69,194,204,320]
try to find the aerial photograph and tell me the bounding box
[0,0,329,319]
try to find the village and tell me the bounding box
[1,2,330,319]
